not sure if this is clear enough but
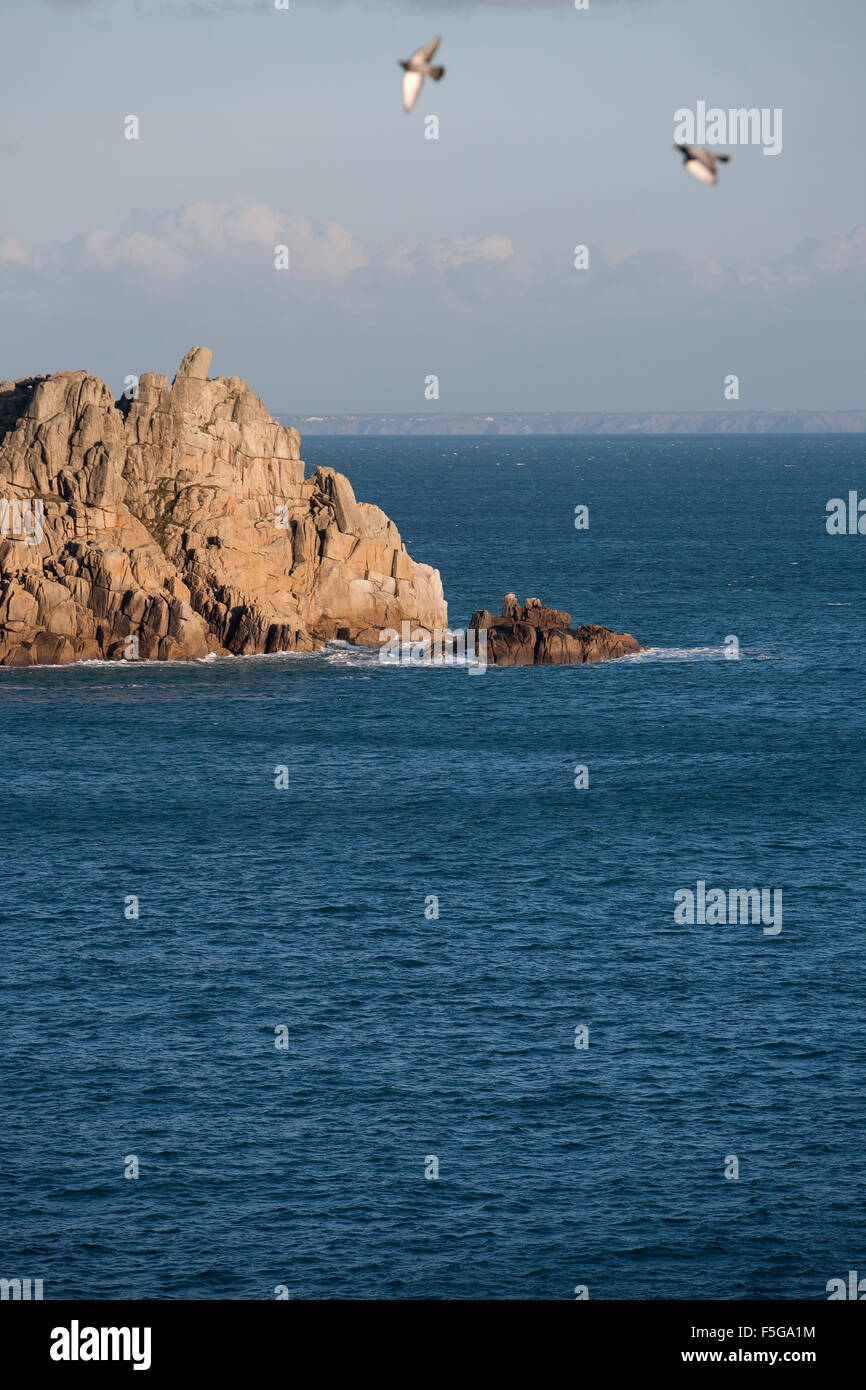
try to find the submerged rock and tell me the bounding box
[469,594,640,666]
[0,348,446,665]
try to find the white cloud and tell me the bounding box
[162,198,282,256]
[5,198,865,325]
[56,197,368,284]
[430,234,516,273]
[379,234,518,283]
[282,212,369,282]
[79,228,188,277]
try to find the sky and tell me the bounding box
[0,0,864,413]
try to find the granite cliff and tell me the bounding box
[0,347,446,665]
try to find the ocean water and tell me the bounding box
[1,435,864,1301]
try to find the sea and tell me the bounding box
[1,435,863,1300]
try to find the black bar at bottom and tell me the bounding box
[1,1299,861,1377]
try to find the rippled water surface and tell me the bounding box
[1,436,863,1299]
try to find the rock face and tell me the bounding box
[0,347,446,665]
[469,594,640,666]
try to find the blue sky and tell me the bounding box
[1,0,864,411]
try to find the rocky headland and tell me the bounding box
[0,347,446,665]
[0,349,642,669]
[470,594,640,665]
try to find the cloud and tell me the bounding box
[429,234,516,273]
[381,234,518,280]
[39,200,512,293]
[364,233,528,321]
[2,201,863,415]
[160,199,283,257]
[5,193,865,303]
[736,226,866,294]
[35,197,369,284]
[79,229,189,277]
[559,226,866,309]
[5,198,865,311]
[1,209,861,413]
[282,213,369,282]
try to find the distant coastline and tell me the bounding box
[282,411,866,437]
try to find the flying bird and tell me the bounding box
[399,36,446,114]
[674,144,730,185]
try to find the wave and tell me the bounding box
[322,640,483,671]
[620,645,773,663]
[322,641,768,671]
[0,640,773,674]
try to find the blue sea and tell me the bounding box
[1,436,864,1301]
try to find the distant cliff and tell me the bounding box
[286,410,866,436]
[0,348,446,666]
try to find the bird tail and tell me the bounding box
[428,65,445,81]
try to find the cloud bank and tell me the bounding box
[2,198,863,410]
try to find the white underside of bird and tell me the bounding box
[402,69,425,114]
[676,144,729,185]
[400,36,445,113]
[685,159,717,184]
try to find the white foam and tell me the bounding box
[323,640,483,671]
[0,641,767,675]
[621,645,770,663]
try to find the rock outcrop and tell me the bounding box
[0,347,446,665]
[469,594,640,665]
